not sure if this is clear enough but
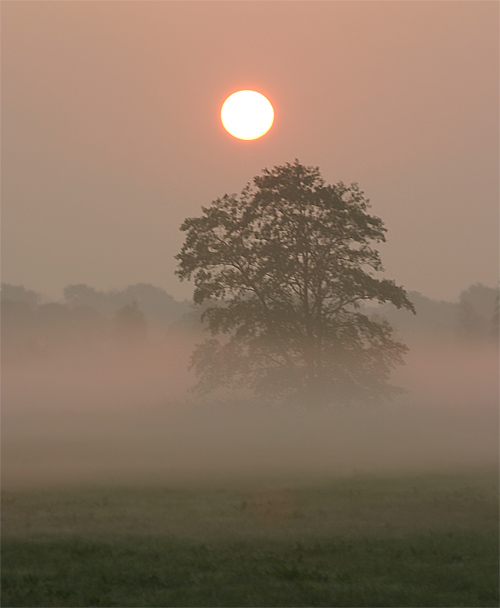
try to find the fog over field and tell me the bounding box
[3,1,497,496]
[2,5,498,606]
[2,284,498,490]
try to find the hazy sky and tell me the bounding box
[2,1,498,303]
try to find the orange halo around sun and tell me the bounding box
[221,90,274,140]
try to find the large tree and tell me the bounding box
[176,160,415,404]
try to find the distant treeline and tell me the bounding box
[0,283,192,361]
[1,282,498,362]
[365,284,499,345]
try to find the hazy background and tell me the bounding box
[1,2,498,489]
[2,281,498,488]
[2,1,498,302]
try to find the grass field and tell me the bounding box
[2,467,498,607]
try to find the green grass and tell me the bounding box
[2,468,498,607]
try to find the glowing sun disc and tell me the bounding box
[221,90,274,140]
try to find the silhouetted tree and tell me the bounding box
[64,283,190,327]
[64,284,110,315]
[176,160,415,404]
[1,283,40,309]
[121,283,190,327]
[458,283,499,341]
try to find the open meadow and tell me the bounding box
[2,466,498,607]
[2,340,498,606]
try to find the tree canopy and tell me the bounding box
[176,160,415,405]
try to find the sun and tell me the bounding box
[221,90,274,140]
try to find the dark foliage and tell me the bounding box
[176,160,415,404]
